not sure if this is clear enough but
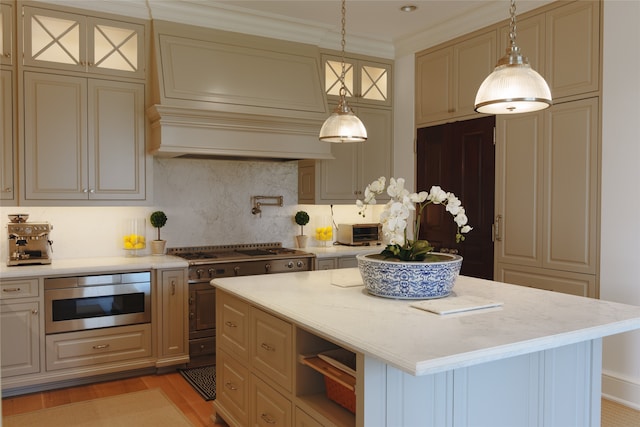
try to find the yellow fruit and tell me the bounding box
[124,242,134,249]
[134,242,145,249]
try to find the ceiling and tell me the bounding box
[40,0,555,58]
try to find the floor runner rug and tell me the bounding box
[2,388,193,427]
[179,364,216,401]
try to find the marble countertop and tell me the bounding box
[0,255,188,279]
[211,269,640,376]
[303,244,382,258]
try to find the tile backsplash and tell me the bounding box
[0,157,378,260]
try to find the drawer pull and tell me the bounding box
[225,321,237,328]
[92,344,110,350]
[261,343,275,352]
[171,280,176,295]
[260,413,276,424]
[2,287,21,292]
[224,381,237,391]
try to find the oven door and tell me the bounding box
[45,281,151,334]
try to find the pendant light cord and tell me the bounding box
[508,0,517,50]
[339,0,347,97]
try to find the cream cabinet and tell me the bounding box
[1,69,14,201]
[0,278,41,378]
[494,97,599,297]
[315,256,357,270]
[155,268,189,367]
[298,106,392,204]
[415,29,496,126]
[22,71,146,202]
[21,5,145,79]
[498,1,600,101]
[322,53,391,107]
[215,289,355,427]
[1,1,13,66]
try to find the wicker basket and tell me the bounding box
[302,353,356,414]
[323,374,356,413]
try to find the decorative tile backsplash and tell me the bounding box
[0,158,377,260]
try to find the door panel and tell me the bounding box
[417,116,495,280]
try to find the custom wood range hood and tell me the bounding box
[147,21,333,161]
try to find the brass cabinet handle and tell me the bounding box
[260,413,276,424]
[261,343,275,352]
[171,280,176,296]
[92,344,110,350]
[224,381,237,391]
[2,287,21,292]
[225,321,237,328]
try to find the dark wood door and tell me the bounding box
[417,116,495,280]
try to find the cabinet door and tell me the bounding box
[542,98,598,274]
[24,72,88,200]
[88,17,145,78]
[546,1,600,98]
[495,112,544,268]
[1,69,14,200]
[251,374,292,427]
[251,307,293,392]
[320,128,358,201]
[159,269,187,358]
[454,31,497,116]
[499,13,545,77]
[323,55,391,107]
[218,291,250,362]
[357,106,392,197]
[88,79,145,200]
[216,349,250,427]
[1,2,13,66]
[22,6,87,72]
[415,47,453,125]
[1,301,40,377]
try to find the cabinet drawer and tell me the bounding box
[0,278,39,299]
[217,349,250,427]
[251,307,293,392]
[45,323,151,371]
[252,374,292,427]
[190,337,216,357]
[218,291,250,362]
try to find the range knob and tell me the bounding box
[208,268,215,278]
[296,261,305,268]
[196,269,204,279]
[286,261,294,269]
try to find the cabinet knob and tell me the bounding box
[32,309,38,315]
[3,53,11,58]
[2,187,11,192]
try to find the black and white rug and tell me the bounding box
[179,365,216,401]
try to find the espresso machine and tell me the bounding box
[7,214,53,266]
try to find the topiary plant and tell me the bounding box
[150,211,168,241]
[294,211,310,235]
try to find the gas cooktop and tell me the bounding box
[167,243,313,265]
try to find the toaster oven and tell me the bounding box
[337,223,382,246]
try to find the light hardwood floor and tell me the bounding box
[3,372,640,426]
[1,371,225,427]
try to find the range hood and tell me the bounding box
[148,21,333,160]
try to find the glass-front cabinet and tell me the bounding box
[322,53,391,107]
[22,6,144,78]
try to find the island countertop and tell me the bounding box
[211,268,640,376]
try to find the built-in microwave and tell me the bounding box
[337,223,382,246]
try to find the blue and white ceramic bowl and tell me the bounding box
[356,252,463,299]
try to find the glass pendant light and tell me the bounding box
[319,0,367,143]
[475,0,552,114]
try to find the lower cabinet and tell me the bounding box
[45,323,151,371]
[155,268,189,367]
[315,256,357,270]
[0,300,40,377]
[215,289,355,427]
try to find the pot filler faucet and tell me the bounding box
[251,195,283,217]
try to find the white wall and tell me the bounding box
[600,0,640,409]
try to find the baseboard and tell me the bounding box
[602,370,640,411]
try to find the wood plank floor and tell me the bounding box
[1,371,225,427]
[4,372,640,426]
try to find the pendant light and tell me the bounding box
[319,0,367,143]
[474,0,552,114]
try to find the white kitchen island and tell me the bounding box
[211,269,640,427]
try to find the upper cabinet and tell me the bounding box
[21,5,145,79]
[415,30,496,126]
[1,2,13,66]
[322,52,392,108]
[1,69,14,201]
[499,0,600,101]
[22,72,146,202]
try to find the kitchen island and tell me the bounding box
[211,269,640,427]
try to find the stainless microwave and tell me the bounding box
[337,223,382,246]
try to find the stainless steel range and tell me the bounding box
[167,242,315,367]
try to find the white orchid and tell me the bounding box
[357,176,472,261]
